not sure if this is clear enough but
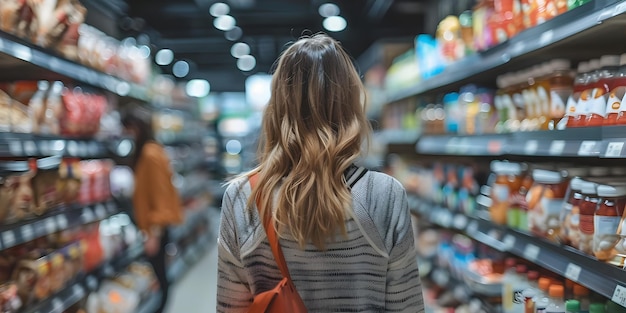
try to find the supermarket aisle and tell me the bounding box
[166,237,218,313]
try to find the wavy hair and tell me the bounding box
[248,34,371,250]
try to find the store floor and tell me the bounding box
[166,244,218,313]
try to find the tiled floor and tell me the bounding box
[166,242,218,313]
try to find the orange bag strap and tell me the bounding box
[249,173,292,280]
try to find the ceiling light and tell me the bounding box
[323,16,347,32]
[209,2,230,17]
[214,15,236,31]
[237,55,256,71]
[319,3,340,17]
[230,42,250,58]
[186,79,210,98]
[225,26,243,41]
[172,60,190,78]
[155,49,174,66]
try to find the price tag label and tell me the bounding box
[38,140,50,156]
[78,142,88,157]
[525,140,538,155]
[487,140,502,154]
[45,217,57,233]
[613,285,626,308]
[467,220,479,234]
[57,214,68,229]
[565,263,582,282]
[453,215,468,230]
[82,208,95,223]
[67,141,78,156]
[578,141,597,156]
[23,141,37,156]
[606,142,625,158]
[539,30,554,46]
[21,224,34,241]
[503,234,516,250]
[511,41,525,54]
[12,44,32,62]
[51,297,64,312]
[2,231,15,248]
[86,275,98,291]
[549,140,566,156]
[8,141,22,156]
[439,210,452,228]
[523,244,540,261]
[95,204,107,219]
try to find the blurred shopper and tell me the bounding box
[217,34,424,312]
[122,110,183,313]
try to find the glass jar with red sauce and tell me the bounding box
[593,184,626,261]
[526,169,568,242]
[578,181,599,255]
[558,177,585,247]
[604,53,626,125]
[584,55,619,127]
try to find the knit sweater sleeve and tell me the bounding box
[385,180,425,312]
[217,179,253,313]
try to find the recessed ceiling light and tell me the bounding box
[186,79,210,98]
[225,26,243,41]
[323,16,347,32]
[214,15,236,31]
[155,49,174,66]
[237,55,256,71]
[231,43,250,58]
[172,60,190,78]
[318,3,340,17]
[209,2,230,17]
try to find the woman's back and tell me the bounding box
[217,170,424,313]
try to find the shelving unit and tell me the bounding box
[0,132,121,159]
[408,195,626,308]
[0,31,149,101]
[386,0,626,102]
[0,200,118,250]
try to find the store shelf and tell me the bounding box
[386,0,626,102]
[0,132,116,158]
[0,31,149,101]
[136,292,162,313]
[414,126,626,158]
[408,195,626,308]
[0,200,118,251]
[24,242,144,313]
[169,208,210,243]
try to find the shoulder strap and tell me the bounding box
[248,166,369,279]
[249,173,292,280]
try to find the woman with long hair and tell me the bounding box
[217,34,424,312]
[122,110,183,313]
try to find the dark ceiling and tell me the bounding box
[116,0,429,92]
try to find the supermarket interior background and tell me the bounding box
[3,0,626,312]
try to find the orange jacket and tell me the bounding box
[132,141,183,232]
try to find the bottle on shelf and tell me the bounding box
[490,161,524,225]
[589,303,605,313]
[585,55,620,127]
[576,59,601,127]
[604,53,626,126]
[572,284,590,311]
[527,169,569,242]
[561,61,590,129]
[548,59,574,130]
[579,181,600,255]
[510,168,534,231]
[593,184,626,262]
[503,259,529,313]
[523,270,540,313]
[558,169,588,247]
[565,299,580,313]
[605,300,626,313]
[546,284,566,313]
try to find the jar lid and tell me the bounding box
[549,284,564,298]
[581,181,599,194]
[550,59,571,71]
[0,160,30,173]
[491,161,522,175]
[570,177,586,191]
[589,59,601,71]
[36,155,62,170]
[564,167,588,178]
[621,53,626,66]
[589,303,606,313]
[577,61,589,73]
[589,167,610,177]
[566,300,581,312]
[597,184,626,197]
[600,55,621,68]
[532,169,564,184]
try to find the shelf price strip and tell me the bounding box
[578,141,597,156]
[523,244,540,261]
[612,285,626,308]
[605,142,625,158]
[565,263,582,282]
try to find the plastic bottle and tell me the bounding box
[562,61,590,129]
[503,258,521,313]
[537,297,551,313]
[524,271,540,313]
[585,56,620,127]
[546,284,566,313]
[512,72,529,132]
[510,169,534,231]
[490,161,523,225]
[593,184,626,261]
[533,63,553,130]
[578,181,599,255]
[589,303,605,313]
[572,284,590,311]
[548,59,573,130]
[577,59,601,127]
[565,300,580,313]
[559,178,586,247]
[604,54,626,125]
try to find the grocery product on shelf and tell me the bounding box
[547,284,566,313]
[579,181,600,255]
[581,55,620,128]
[489,161,523,225]
[593,184,626,262]
[604,54,626,126]
[527,169,569,242]
[559,177,585,247]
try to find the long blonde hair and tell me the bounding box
[249,34,371,250]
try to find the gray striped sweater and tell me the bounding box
[217,171,425,312]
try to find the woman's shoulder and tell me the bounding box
[362,170,405,195]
